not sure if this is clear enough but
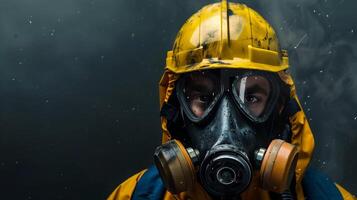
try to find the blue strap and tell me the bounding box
[286,98,301,117]
[131,165,166,200]
[302,168,343,200]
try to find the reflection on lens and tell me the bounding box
[235,75,270,117]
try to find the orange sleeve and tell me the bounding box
[335,184,356,200]
[107,170,147,200]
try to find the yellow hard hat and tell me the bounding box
[165,0,289,74]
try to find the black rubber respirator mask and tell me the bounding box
[154,69,299,198]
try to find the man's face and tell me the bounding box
[181,70,272,121]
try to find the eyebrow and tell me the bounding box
[245,84,269,96]
[186,76,216,91]
[188,83,214,93]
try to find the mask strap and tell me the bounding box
[275,97,301,141]
[284,98,301,118]
[270,95,300,142]
[160,102,179,122]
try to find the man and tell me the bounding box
[108,1,355,199]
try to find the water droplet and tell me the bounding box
[50,29,55,36]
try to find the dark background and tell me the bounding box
[0,0,356,199]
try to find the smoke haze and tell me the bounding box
[0,0,356,199]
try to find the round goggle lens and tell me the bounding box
[234,75,271,118]
[182,71,220,118]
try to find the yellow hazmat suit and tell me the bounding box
[108,1,355,199]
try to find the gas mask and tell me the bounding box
[154,69,299,198]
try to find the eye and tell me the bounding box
[245,94,260,104]
[189,93,213,117]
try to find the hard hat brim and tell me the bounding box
[166,58,289,74]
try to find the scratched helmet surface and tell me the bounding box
[165,1,289,73]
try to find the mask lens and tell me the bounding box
[180,71,221,118]
[234,75,271,118]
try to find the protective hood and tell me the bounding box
[158,1,314,199]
